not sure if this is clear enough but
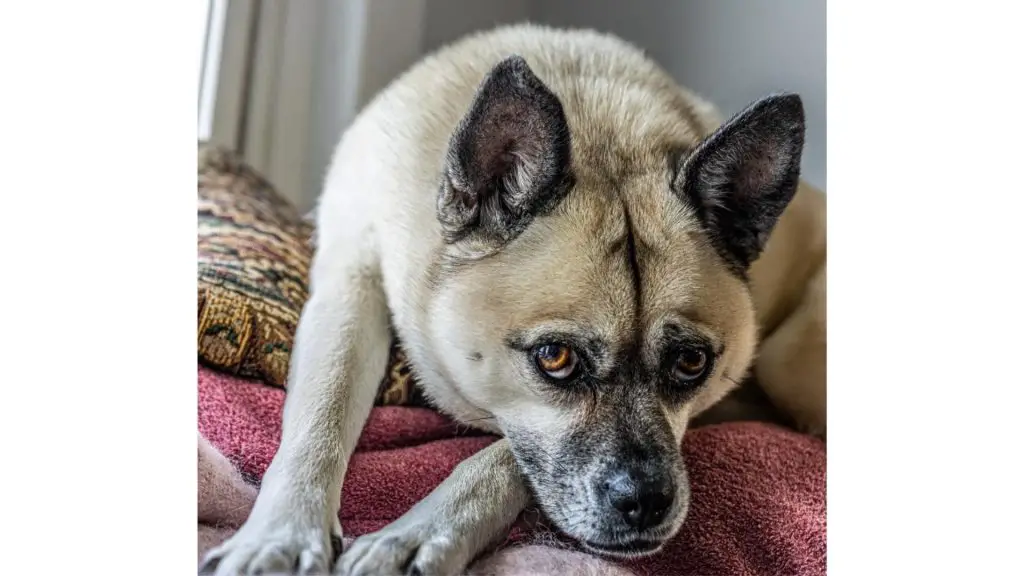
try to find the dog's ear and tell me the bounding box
[675,93,805,275]
[438,55,572,249]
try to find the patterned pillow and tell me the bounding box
[197,144,314,388]
[197,144,424,406]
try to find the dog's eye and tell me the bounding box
[673,348,709,381]
[534,344,579,380]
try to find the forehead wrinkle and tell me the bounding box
[618,197,644,314]
[528,190,634,365]
[616,177,710,356]
[513,160,707,365]
[588,226,637,351]
[571,174,684,364]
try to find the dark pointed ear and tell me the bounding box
[675,93,805,276]
[437,55,573,250]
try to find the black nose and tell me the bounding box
[603,470,675,530]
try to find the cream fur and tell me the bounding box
[201,23,826,576]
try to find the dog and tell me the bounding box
[201,23,826,575]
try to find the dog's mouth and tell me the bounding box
[579,537,665,558]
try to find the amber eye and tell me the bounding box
[673,348,709,381]
[534,344,579,380]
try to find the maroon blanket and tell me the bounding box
[199,367,825,575]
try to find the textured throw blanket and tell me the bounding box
[199,367,825,575]
[198,431,630,575]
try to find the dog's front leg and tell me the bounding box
[336,439,529,576]
[201,253,391,575]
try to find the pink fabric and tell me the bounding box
[198,366,825,575]
[196,398,626,574]
[198,430,631,575]
[198,432,257,562]
[623,424,826,575]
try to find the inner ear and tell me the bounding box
[437,55,572,247]
[674,93,805,275]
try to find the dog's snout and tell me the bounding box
[602,469,675,530]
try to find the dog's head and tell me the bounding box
[428,55,804,556]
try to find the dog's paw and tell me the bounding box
[200,520,342,575]
[335,524,467,576]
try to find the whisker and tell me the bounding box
[526,444,576,477]
[723,374,744,386]
[453,415,498,434]
[460,415,497,424]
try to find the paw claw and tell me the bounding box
[198,555,220,575]
[330,533,345,562]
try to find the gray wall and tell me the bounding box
[303,0,825,212]
[418,0,826,190]
[422,0,532,54]
[533,0,826,190]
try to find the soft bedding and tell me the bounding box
[198,366,825,575]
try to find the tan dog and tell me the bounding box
[201,24,825,576]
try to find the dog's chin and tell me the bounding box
[567,510,685,559]
[544,495,687,559]
[578,537,667,559]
